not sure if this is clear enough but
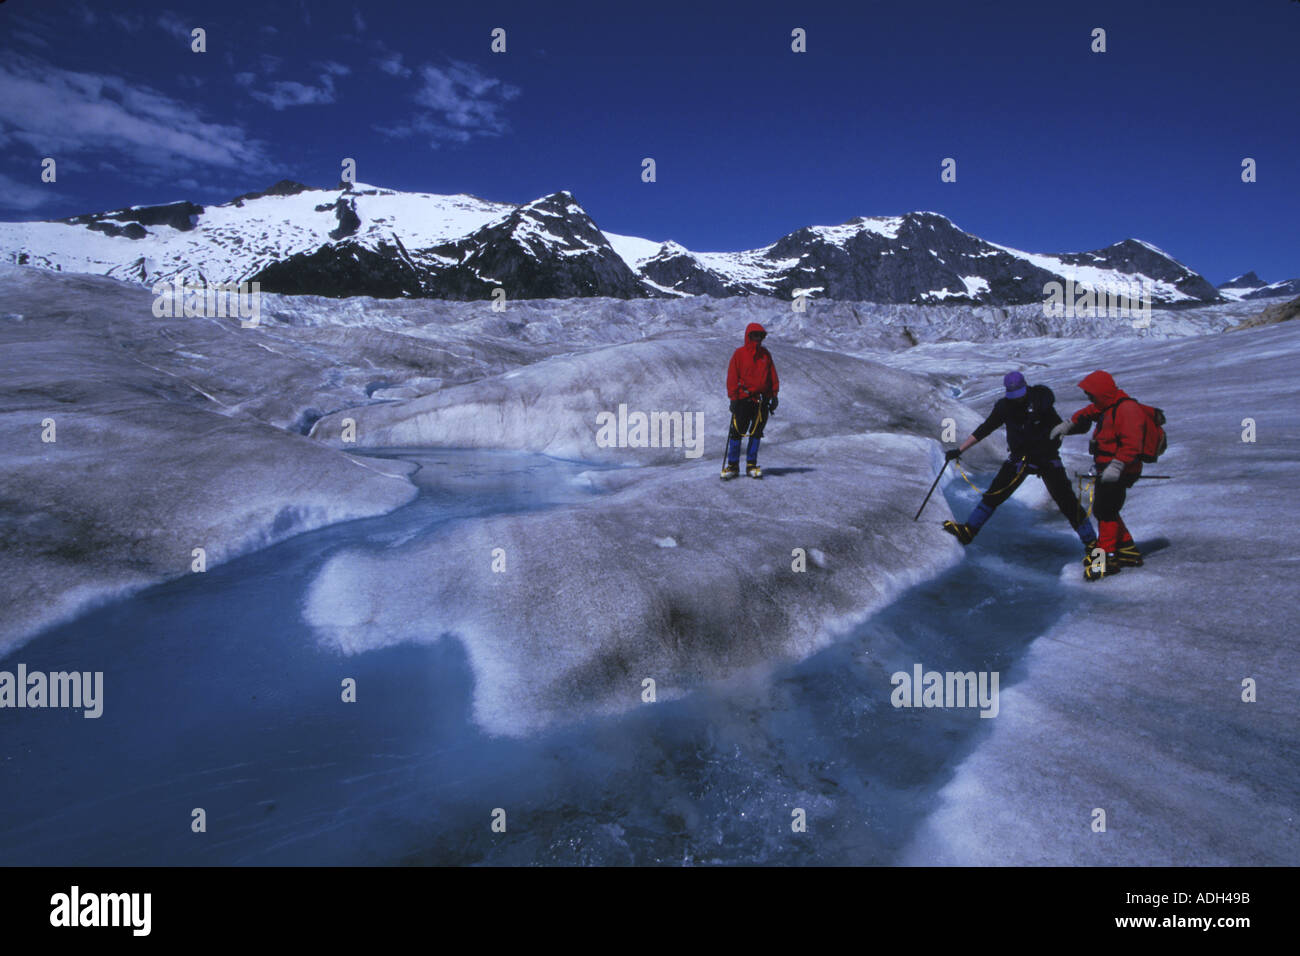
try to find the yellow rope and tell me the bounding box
[732,399,765,437]
[1078,473,1096,519]
[953,458,1028,498]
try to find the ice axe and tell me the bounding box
[1075,472,1175,480]
[914,460,949,521]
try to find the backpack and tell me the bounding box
[1113,397,1168,463]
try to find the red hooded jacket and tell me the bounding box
[1070,370,1144,474]
[726,322,780,400]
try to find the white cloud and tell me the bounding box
[0,54,272,176]
[111,13,146,33]
[0,172,58,212]
[246,62,351,110]
[374,52,412,78]
[156,11,192,43]
[250,80,335,110]
[353,9,367,32]
[377,61,520,148]
[414,62,520,122]
[374,115,474,147]
[11,29,51,49]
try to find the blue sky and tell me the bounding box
[1,0,1296,283]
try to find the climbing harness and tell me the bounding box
[953,457,1028,498]
[730,400,766,438]
[1078,472,1096,519]
[1074,471,1174,519]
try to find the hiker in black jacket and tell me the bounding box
[942,372,1098,549]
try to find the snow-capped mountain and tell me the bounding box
[1,180,1227,306]
[1216,271,1300,301]
[611,211,1221,305]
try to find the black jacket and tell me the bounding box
[972,384,1063,462]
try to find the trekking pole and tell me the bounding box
[914,460,949,521]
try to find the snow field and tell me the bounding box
[303,432,969,736]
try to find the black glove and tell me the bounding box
[945,448,962,462]
[768,396,778,414]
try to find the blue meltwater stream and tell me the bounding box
[0,450,1080,865]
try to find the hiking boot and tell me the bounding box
[942,520,975,546]
[720,463,739,480]
[746,463,763,479]
[1116,540,1143,567]
[1083,550,1122,582]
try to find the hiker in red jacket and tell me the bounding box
[1051,369,1144,580]
[722,322,779,479]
